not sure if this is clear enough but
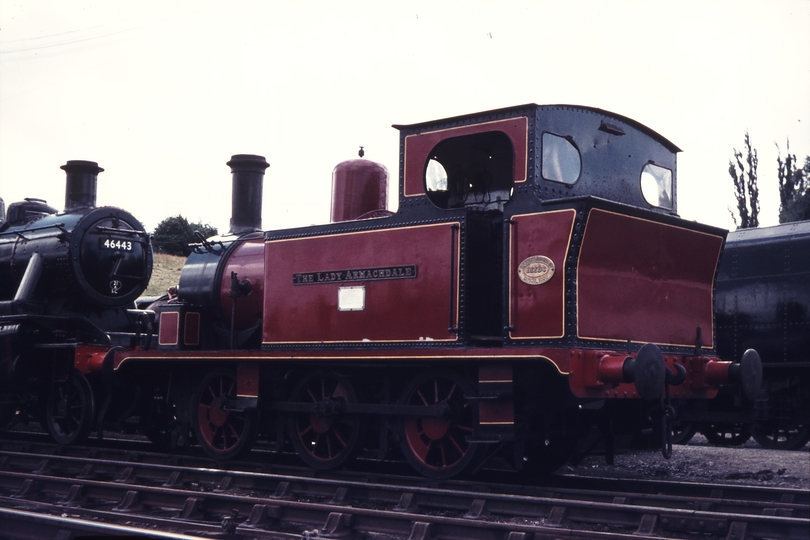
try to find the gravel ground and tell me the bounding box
[561,435,810,490]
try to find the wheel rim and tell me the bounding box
[46,371,94,445]
[193,371,255,459]
[671,422,697,445]
[752,423,810,450]
[702,423,751,446]
[287,372,362,470]
[399,371,478,478]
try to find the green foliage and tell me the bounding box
[728,132,760,229]
[152,215,218,256]
[776,141,810,223]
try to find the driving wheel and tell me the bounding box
[398,369,479,479]
[45,370,94,445]
[191,369,257,460]
[287,371,363,470]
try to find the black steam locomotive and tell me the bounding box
[676,220,810,450]
[0,161,153,443]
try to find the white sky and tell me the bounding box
[1,0,809,234]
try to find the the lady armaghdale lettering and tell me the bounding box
[292,265,417,285]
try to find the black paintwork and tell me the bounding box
[394,104,680,217]
[716,220,810,365]
[0,206,152,316]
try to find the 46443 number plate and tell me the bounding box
[100,238,133,251]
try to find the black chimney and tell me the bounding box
[226,154,269,234]
[61,160,103,211]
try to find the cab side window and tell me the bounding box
[541,132,581,185]
[640,163,673,209]
[424,131,514,211]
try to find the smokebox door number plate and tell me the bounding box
[517,255,555,285]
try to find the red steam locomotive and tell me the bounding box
[1,105,762,478]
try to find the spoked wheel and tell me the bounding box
[671,422,698,445]
[701,423,751,446]
[752,422,810,450]
[191,369,257,460]
[287,371,363,470]
[45,370,94,445]
[398,369,479,479]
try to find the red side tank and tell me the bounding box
[330,148,389,222]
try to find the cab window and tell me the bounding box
[640,163,673,209]
[424,131,514,210]
[542,133,581,185]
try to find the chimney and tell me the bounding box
[61,160,103,211]
[226,154,269,234]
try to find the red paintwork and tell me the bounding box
[114,344,726,401]
[478,400,514,425]
[596,354,631,384]
[113,346,569,371]
[508,209,576,339]
[568,349,719,399]
[403,117,529,197]
[331,159,389,222]
[263,223,460,344]
[158,312,180,346]
[704,359,733,385]
[577,209,722,348]
[219,238,265,332]
[157,305,201,349]
[184,312,200,346]
[478,363,514,425]
[74,344,109,374]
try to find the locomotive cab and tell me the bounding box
[0,198,58,228]
[393,105,690,350]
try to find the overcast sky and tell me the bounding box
[1,1,809,234]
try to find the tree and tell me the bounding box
[728,132,759,229]
[776,141,810,223]
[152,215,218,256]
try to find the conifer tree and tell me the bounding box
[728,132,759,229]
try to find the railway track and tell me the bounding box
[0,436,807,540]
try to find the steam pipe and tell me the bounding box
[14,252,43,303]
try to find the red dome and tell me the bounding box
[330,157,389,222]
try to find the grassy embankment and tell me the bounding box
[144,252,186,297]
